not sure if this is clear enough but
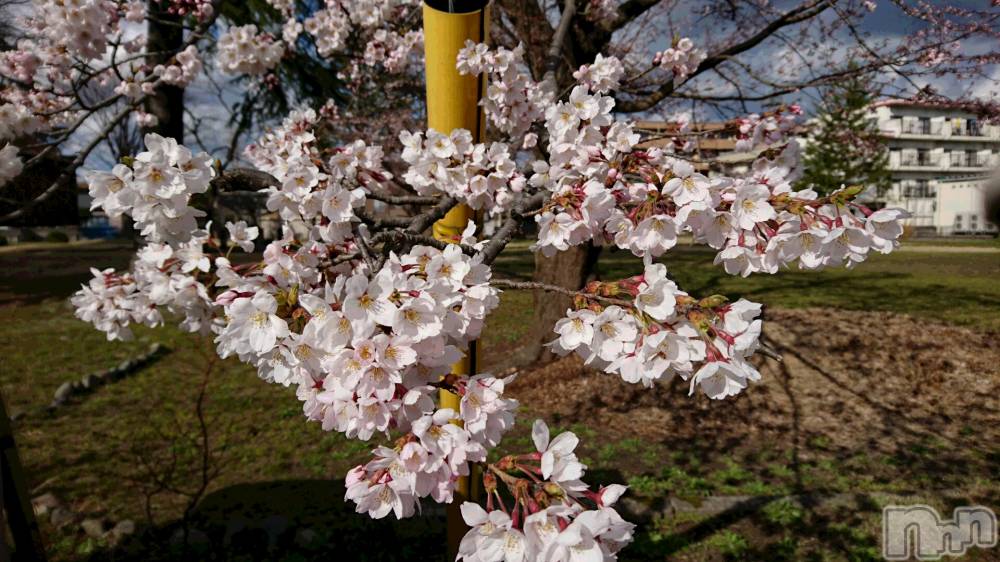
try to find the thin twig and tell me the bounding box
[491,278,633,307]
[543,0,577,84]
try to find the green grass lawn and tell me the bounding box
[491,239,1000,332]
[0,239,997,561]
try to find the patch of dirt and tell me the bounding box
[506,307,1000,476]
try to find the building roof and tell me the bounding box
[870,98,991,114]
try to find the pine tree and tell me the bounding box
[799,75,891,197]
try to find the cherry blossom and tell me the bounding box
[654,38,706,85]
[400,128,524,214]
[457,42,554,140]
[456,420,635,561]
[225,221,259,252]
[0,144,22,187]
[217,25,285,75]
[65,43,912,562]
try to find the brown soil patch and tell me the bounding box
[506,307,1000,475]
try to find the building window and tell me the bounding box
[968,150,979,167]
[951,151,965,167]
[917,149,931,166]
[919,117,931,134]
[968,119,981,136]
[904,179,932,198]
[952,118,965,135]
[970,214,978,230]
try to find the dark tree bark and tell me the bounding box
[144,1,185,141]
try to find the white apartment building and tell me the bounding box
[934,176,999,236]
[868,100,1000,233]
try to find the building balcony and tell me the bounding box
[892,156,995,172]
[948,156,992,168]
[880,127,1000,142]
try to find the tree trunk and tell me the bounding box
[144,1,184,141]
[514,6,613,366]
[500,244,601,369]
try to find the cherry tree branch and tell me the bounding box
[365,192,443,206]
[210,168,279,192]
[355,209,416,229]
[406,196,459,234]
[615,0,831,112]
[370,230,477,256]
[0,100,140,225]
[491,279,633,307]
[543,0,577,83]
[610,0,663,30]
[478,192,547,265]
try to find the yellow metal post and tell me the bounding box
[422,0,489,557]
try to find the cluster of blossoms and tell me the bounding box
[457,419,634,561]
[734,105,803,152]
[217,25,286,75]
[457,42,555,140]
[572,54,626,96]
[73,128,520,522]
[245,107,387,240]
[0,97,47,142]
[155,46,204,87]
[32,0,115,60]
[302,7,353,57]
[0,144,22,187]
[345,372,517,518]
[67,38,913,561]
[525,73,907,275]
[363,29,424,72]
[400,128,525,214]
[0,0,218,157]
[0,41,42,84]
[654,38,706,85]
[0,0,139,142]
[528,81,638,257]
[87,134,213,245]
[71,231,217,341]
[552,263,764,399]
[297,0,420,66]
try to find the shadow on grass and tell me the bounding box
[86,479,447,562]
[0,241,135,307]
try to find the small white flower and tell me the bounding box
[226,220,259,252]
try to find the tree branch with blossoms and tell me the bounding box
[61,34,913,559]
[0,0,961,559]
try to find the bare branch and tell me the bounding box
[543,0,577,83]
[366,192,443,206]
[406,196,459,234]
[210,167,280,192]
[491,278,633,307]
[478,192,547,264]
[616,0,831,112]
[0,100,140,225]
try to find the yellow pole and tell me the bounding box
[422,0,489,557]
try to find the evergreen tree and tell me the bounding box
[800,75,891,197]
